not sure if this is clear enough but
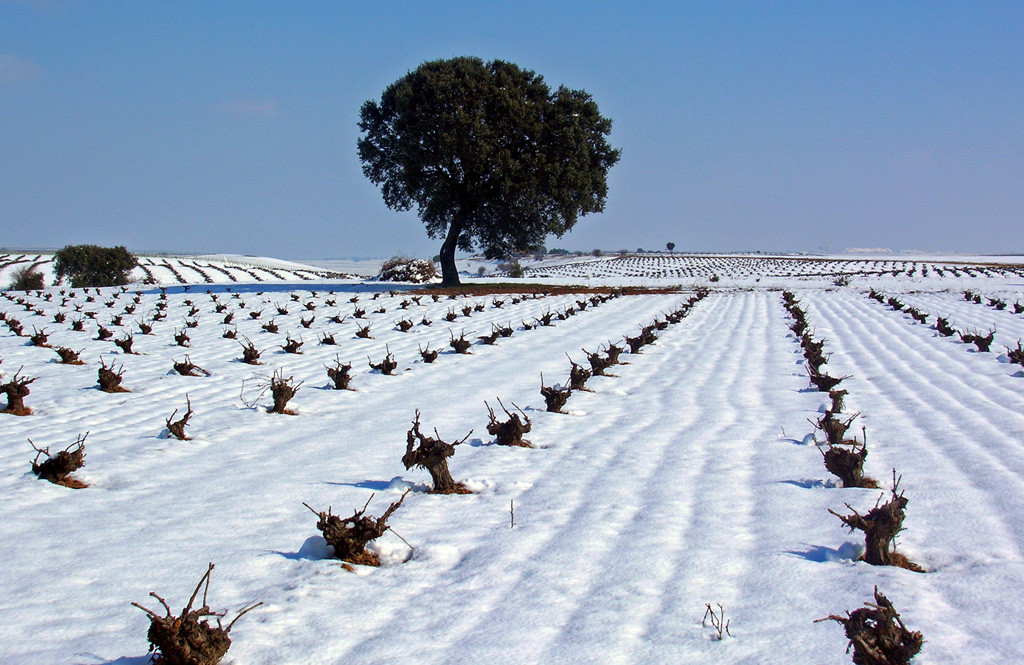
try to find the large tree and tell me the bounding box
[358,56,620,286]
[53,244,137,287]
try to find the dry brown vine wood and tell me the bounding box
[567,355,592,391]
[959,328,995,352]
[829,389,848,413]
[268,370,301,414]
[584,347,614,376]
[808,365,850,392]
[132,562,262,665]
[303,490,410,566]
[326,357,354,390]
[815,586,923,665]
[173,355,210,377]
[369,345,398,375]
[449,330,472,354]
[418,343,439,364]
[540,373,572,413]
[165,395,194,440]
[485,398,532,447]
[829,471,922,572]
[1007,340,1024,366]
[30,433,87,488]
[402,410,472,494]
[29,327,50,347]
[55,346,84,365]
[98,358,129,393]
[239,338,261,365]
[820,430,878,489]
[1,368,37,415]
[813,411,859,447]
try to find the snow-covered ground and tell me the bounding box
[1,257,1023,664]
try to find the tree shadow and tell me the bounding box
[325,476,415,491]
[73,654,152,665]
[778,478,839,489]
[786,542,861,563]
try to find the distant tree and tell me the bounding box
[666,242,675,253]
[549,248,570,256]
[358,56,621,286]
[54,245,136,287]
[53,245,137,287]
[592,249,603,257]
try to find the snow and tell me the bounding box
[2,256,1023,664]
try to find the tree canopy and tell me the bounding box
[358,56,620,285]
[53,244,137,287]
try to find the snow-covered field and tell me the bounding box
[2,256,1024,664]
[0,253,356,287]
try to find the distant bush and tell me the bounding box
[497,260,524,278]
[53,245,137,287]
[377,256,439,283]
[8,266,44,291]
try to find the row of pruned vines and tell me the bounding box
[784,291,924,663]
[868,289,1023,369]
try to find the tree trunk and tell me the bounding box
[439,217,465,287]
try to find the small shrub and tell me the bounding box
[30,433,87,487]
[449,330,472,354]
[958,328,995,352]
[485,399,531,447]
[97,358,129,393]
[402,410,472,494]
[9,266,44,291]
[1007,340,1024,366]
[304,491,409,566]
[174,356,210,377]
[540,373,572,413]
[55,346,84,365]
[326,357,354,390]
[267,370,301,414]
[29,327,50,347]
[131,563,261,665]
[816,587,922,665]
[377,256,439,283]
[114,334,136,354]
[368,345,398,375]
[828,471,922,572]
[165,395,194,440]
[418,343,439,364]
[239,338,261,364]
[1,368,37,415]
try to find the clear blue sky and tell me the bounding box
[2,1,1022,258]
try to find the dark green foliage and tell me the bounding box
[53,245,137,287]
[358,56,620,285]
[9,266,44,291]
